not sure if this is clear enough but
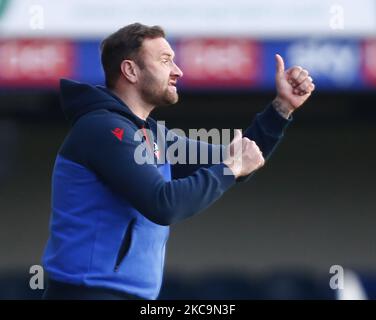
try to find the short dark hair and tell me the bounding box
[100,23,165,88]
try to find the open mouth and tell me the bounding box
[168,82,177,91]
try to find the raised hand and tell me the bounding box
[273,54,315,119]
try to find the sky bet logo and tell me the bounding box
[286,40,360,88]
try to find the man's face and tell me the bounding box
[136,37,183,107]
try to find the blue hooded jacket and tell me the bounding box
[43,79,291,299]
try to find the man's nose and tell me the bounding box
[172,62,183,78]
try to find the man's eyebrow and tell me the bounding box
[160,52,175,59]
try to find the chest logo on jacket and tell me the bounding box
[112,128,124,141]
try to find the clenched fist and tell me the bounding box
[224,129,265,178]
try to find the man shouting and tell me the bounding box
[42,23,315,300]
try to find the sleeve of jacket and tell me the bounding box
[171,104,292,181]
[237,103,292,182]
[82,114,236,226]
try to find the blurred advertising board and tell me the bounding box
[176,39,261,90]
[0,37,375,91]
[262,39,363,90]
[362,40,376,88]
[0,39,73,87]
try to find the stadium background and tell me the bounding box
[0,0,375,299]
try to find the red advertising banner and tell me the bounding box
[362,40,376,87]
[0,40,73,87]
[176,39,261,88]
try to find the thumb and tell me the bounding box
[230,129,243,158]
[233,129,242,142]
[229,129,243,156]
[275,54,285,76]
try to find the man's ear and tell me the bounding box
[120,60,138,84]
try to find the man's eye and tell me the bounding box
[162,59,169,64]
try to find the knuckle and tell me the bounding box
[291,71,300,78]
[248,140,256,147]
[298,72,308,82]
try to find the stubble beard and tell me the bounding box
[140,70,179,107]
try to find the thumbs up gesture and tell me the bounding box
[273,54,315,119]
